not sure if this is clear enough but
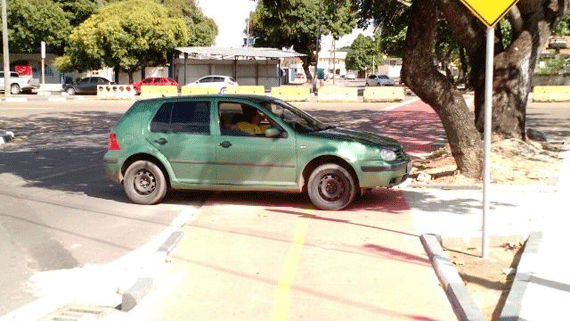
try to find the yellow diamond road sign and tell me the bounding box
[459,0,520,28]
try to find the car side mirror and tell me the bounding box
[265,127,281,138]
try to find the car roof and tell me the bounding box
[141,94,277,105]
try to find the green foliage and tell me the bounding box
[54,0,99,27]
[159,0,218,46]
[535,55,570,75]
[54,0,188,78]
[553,12,570,36]
[345,34,383,72]
[250,0,356,74]
[4,0,72,54]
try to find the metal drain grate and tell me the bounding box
[39,304,115,321]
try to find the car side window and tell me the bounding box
[150,101,211,135]
[199,77,211,83]
[219,102,284,137]
[150,103,173,133]
[175,101,211,134]
[90,78,98,84]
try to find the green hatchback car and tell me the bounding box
[104,95,410,210]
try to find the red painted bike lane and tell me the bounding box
[123,99,455,320]
[373,99,446,156]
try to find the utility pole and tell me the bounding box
[2,0,10,96]
[312,0,322,94]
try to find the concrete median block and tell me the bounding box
[140,85,178,99]
[363,86,405,102]
[317,86,358,102]
[98,85,136,100]
[270,86,310,102]
[533,86,570,102]
[181,86,219,95]
[226,86,265,95]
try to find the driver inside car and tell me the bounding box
[226,107,275,135]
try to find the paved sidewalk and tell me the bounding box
[498,142,570,321]
[380,99,570,320]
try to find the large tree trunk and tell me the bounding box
[439,0,569,139]
[402,0,483,178]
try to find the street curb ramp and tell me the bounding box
[120,230,185,312]
[420,234,485,321]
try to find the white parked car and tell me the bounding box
[185,75,238,94]
[0,71,40,94]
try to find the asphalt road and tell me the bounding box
[0,98,209,316]
[1,95,566,319]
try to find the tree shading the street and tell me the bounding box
[249,0,356,82]
[54,0,188,83]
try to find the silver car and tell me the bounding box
[185,75,238,94]
[365,74,395,86]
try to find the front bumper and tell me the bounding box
[359,161,411,187]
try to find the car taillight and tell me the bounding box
[108,133,121,150]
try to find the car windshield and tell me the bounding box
[260,100,332,133]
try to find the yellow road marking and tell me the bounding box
[270,210,312,321]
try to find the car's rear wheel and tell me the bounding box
[10,84,21,95]
[123,160,167,205]
[308,164,356,210]
[219,87,227,94]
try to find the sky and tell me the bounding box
[196,0,373,50]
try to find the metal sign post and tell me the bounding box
[482,27,494,259]
[458,0,520,258]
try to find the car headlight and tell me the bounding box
[380,149,396,161]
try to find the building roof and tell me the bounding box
[175,47,306,60]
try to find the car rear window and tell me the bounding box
[150,101,211,135]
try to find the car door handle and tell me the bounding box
[219,141,232,148]
[154,138,168,145]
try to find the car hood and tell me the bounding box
[303,128,402,149]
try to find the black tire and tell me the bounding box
[10,84,21,95]
[307,164,356,210]
[66,87,76,95]
[123,160,167,205]
[219,87,227,94]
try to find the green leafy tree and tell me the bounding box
[159,0,218,46]
[54,0,99,27]
[54,0,188,83]
[345,34,383,73]
[3,0,72,54]
[355,0,570,178]
[553,12,570,36]
[250,0,356,82]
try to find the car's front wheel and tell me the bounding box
[123,160,167,205]
[66,87,76,95]
[10,84,21,95]
[307,164,356,210]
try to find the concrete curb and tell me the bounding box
[420,234,485,321]
[1,96,87,102]
[499,232,542,321]
[119,214,189,312]
[0,130,14,144]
